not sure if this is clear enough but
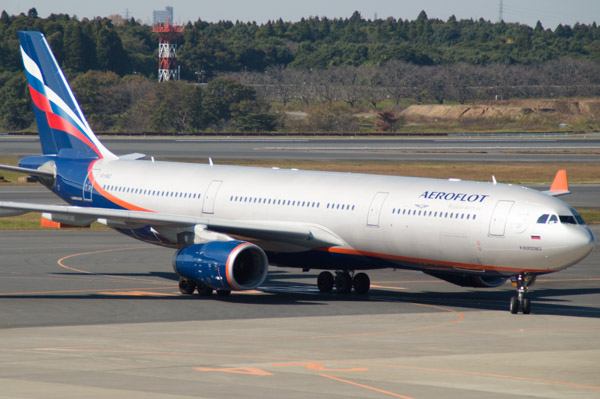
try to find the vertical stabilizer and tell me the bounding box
[18,31,116,160]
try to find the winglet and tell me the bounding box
[545,169,570,197]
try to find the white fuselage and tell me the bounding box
[86,158,595,276]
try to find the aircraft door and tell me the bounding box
[83,169,99,202]
[202,180,223,214]
[367,192,388,227]
[489,200,514,236]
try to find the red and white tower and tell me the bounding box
[152,19,184,82]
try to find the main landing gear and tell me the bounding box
[317,271,370,295]
[509,274,536,314]
[178,278,231,297]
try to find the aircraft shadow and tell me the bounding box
[32,270,600,318]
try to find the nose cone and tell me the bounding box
[569,226,596,265]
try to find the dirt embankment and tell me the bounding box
[400,99,600,124]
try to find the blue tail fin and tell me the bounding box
[18,31,116,160]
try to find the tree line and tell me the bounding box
[227,58,600,107]
[1,9,600,132]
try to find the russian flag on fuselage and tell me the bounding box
[18,31,116,160]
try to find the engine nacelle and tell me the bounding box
[425,272,508,288]
[173,240,268,291]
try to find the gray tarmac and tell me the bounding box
[0,136,599,398]
[2,135,600,162]
[0,228,599,398]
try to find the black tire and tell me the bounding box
[196,282,214,296]
[216,289,232,297]
[353,273,370,295]
[317,271,334,293]
[335,272,353,294]
[522,297,531,314]
[509,296,519,314]
[179,279,196,295]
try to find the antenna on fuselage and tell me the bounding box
[492,175,497,185]
[209,157,213,166]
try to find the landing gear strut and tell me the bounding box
[317,271,370,295]
[509,274,535,314]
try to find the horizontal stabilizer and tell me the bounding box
[119,153,146,160]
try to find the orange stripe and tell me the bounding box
[226,242,252,289]
[87,160,154,213]
[316,246,544,274]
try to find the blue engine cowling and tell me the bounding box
[173,240,268,291]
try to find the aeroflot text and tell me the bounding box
[419,191,490,203]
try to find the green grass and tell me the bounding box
[0,212,109,230]
[579,209,600,225]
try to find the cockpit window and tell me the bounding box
[568,206,586,225]
[559,215,577,224]
[537,208,586,225]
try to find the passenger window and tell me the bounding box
[548,215,558,224]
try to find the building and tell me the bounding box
[153,6,173,25]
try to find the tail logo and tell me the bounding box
[19,31,115,159]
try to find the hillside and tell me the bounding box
[399,99,600,130]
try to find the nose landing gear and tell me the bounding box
[509,274,536,314]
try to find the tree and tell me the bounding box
[63,22,95,72]
[202,77,257,123]
[71,70,120,130]
[150,81,197,132]
[375,110,401,132]
[95,24,130,75]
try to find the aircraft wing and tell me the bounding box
[0,201,345,248]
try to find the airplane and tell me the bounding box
[0,31,595,314]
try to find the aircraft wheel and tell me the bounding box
[317,271,334,293]
[335,272,353,294]
[353,273,370,295]
[509,296,519,314]
[216,289,231,297]
[522,297,531,314]
[179,278,196,295]
[196,282,214,296]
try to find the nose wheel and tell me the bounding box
[509,274,534,314]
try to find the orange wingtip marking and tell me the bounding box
[549,169,568,192]
[40,217,89,229]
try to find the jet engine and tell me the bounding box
[425,272,508,288]
[173,240,268,291]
